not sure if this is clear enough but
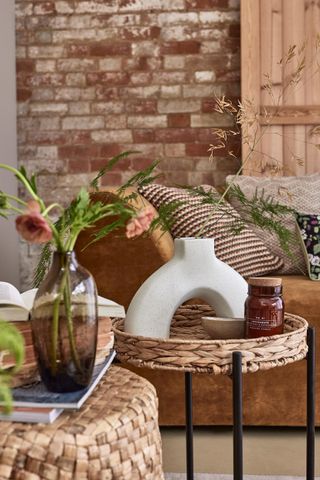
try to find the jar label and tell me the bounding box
[247,317,281,330]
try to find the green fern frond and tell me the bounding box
[33,242,53,287]
[83,219,126,250]
[90,151,139,191]
[148,200,185,234]
[227,184,294,253]
[183,185,220,204]
[117,160,161,194]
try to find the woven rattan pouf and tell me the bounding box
[0,366,164,480]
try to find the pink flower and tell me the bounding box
[15,201,52,244]
[126,206,155,239]
[26,200,41,213]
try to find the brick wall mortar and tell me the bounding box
[15,0,241,287]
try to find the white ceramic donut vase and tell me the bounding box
[125,237,248,339]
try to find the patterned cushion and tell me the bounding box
[296,213,320,281]
[139,184,283,278]
[226,174,320,274]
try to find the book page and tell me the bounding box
[0,407,63,424]
[0,282,26,308]
[97,295,125,317]
[97,295,121,307]
[19,289,124,316]
[21,288,38,311]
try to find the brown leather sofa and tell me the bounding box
[76,189,319,427]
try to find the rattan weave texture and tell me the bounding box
[0,366,164,480]
[113,305,308,375]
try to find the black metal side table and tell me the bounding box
[184,326,315,480]
[113,305,314,480]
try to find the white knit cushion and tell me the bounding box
[139,184,283,278]
[226,174,320,274]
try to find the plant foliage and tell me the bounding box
[0,321,24,414]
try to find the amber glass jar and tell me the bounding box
[245,277,284,338]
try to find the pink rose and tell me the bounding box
[15,201,52,244]
[126,206,155,239]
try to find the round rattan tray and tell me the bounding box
[113,305,308,375]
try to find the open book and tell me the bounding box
[0,281,125,321]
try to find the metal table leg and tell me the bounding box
[307,327,316,480]
[233,351,243,480]
[185,372,194,480]
[182,331,313,480]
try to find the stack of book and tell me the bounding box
[0,350,116,424]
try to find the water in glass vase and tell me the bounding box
[31,251,98,392]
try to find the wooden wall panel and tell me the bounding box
[305,0,320,173]
[240,0,261,175]
[260,0,283,174]
[241,0,320,176]
[282,0,306,175]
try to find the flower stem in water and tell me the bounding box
[50,293,61,375]
[63,269,82,372]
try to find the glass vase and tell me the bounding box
[31,251,98,392]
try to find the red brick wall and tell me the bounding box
[16,0,240,206]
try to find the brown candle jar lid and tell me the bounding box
[248,277,282,287]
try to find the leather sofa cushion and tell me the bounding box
[280,274,319,325]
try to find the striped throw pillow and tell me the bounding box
[139,184,283,278]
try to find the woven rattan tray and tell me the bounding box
[113,305,308,375]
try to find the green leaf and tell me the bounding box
[33,242,52,287]
[226,184,294,254]
[183,185,220,205]
[83,219,126,249]
[0,321,25,374]
[90,151,139,191]
[30,173,38,195]
[16,166,38,194]
[0,320,25,414]
[76,188,90,209]
[117,160,161,194]
[314,243,320,255]
[0,384,12,415]
[18,165,27,180]
[0,191,8,209]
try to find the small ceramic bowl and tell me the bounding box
[201,316,245,340]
